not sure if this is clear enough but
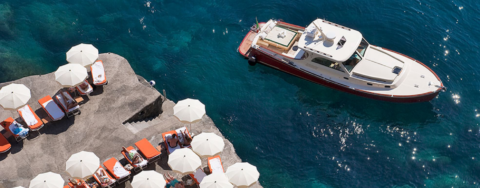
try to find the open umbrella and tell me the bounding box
[66,151,100,179]
[0,83,31,110]
[167,148,201,174]
[131,170,166,188]
[200,173,233,188]
[29,172,64,188]
[191,132,225,158]
[225,162,260,187]
[55,64,87,87]
[174,98,205,131]
[67,44,99,67]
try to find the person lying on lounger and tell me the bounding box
[96,168,115,187]
[164,173,185,188]
[180,130,192,147]
[168,133,180,148]
[78,81,89,91]
[69,179,87,188]
[122,146,145,164]
[61,92,77,109]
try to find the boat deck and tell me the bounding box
[239,31,256,57]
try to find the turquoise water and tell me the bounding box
[1,0,480,187]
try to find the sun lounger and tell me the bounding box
[91,60,108,85]
[67,179,90,188]
[93,166,116,188]
[103,157,131,184]
[38,95,65,121]
[189,168,207,185]
[208,155,225,174]
[121,146,148,172]
[0,134,11,153]
[1,117,28,142]
[17,105,44,132]
[55,91,80,118]
[76,80,93,95]
[162,127,192,154]
[135,138,161,164]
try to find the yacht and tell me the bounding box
[238,19,445,102]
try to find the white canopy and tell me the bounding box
[131,170,166,188]
[55,64,88,87]
[0,83,31,110]
[200,173,233,188]
[29,172,64,188]
[174,98,206,123]
[67,43,99,67]
[225,162,260,187]
[66,151,100,179]
[167,148,201,174]
[192,132,225,158]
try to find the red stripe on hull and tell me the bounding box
[247,49,439,103]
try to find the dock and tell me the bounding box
[0,53,262,188]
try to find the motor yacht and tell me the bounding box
[238,19,445,102]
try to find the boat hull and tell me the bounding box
[239,45,440,103]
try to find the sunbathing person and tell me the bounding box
[78,81,90,91]
[168,134,180,148]
[122,146,145,164]
[69,179,87,188]
[95,168,115,187]
[61,91,77,109]
[164,173,185,188]
[180,130,192,147]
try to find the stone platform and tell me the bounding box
[0,53,261,188]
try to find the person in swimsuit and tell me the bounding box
[79,81,89,91]
[95,168,114,187]
[122,146,144,164]
[164,173,185,188]
[68,179,87,188]
[180,130,192,147]
[168,134,180,148]
[61,91,77,109]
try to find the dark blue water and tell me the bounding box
[1,0,480,187]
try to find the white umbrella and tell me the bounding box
[192,132,225,157]
[200,173,233,188]
[174,98,205,123]
[66,151,100,179]
[0,83,31,110]
[55,64,88,87]
[167,148,201,174]
[225,163,260,187]
[29,172,64,188]
[67,43,99,67]
[131,170,166,188]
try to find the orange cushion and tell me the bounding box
[208,155,224,173]
[135,138,161,159]
[0,134,11,153]
[18,105,43,130]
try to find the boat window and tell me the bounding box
[311,58,344,72]
[356,39,369,57]
[342,53,362,72]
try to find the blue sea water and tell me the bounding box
[1,0,480,187]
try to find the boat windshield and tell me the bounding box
[342,52,362,72]
[356,39,369,57]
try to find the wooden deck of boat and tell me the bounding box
[239,31,256,57]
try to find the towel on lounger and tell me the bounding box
[92,61,106,85]
[209,158,223,173]
[19,106,38,126]
[9,122,28,138]
[112,162,129,178]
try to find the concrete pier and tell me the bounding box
[0,53,261,188]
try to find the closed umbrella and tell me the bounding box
[200,173,233,188]
[66,151,100,179]
[67,43,99,67]
[55,64,87,87]
[225,163,260,187]
[0,83,31,110]
[167,148,201,174]
[29,172,64,188]
[131,170,166,188]
[191,132,225,157]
